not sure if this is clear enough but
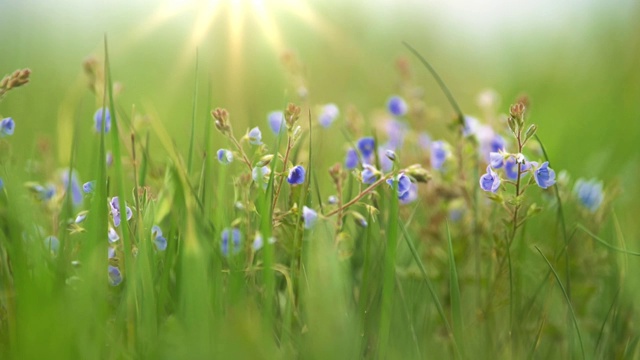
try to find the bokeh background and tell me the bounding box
[1,0,639,239]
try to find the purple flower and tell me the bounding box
[287,165,306,185]
[361,164,378,184]
[109,196,132,227]
[490,152,504,169]
[108,247,116,259]
[504,157,518,180]
[357,137,376,158]
[108,227,119,243]
[385,119,407,148]
[302,206,318,229]
[152,225,167,251]
[387,95,408,117]
[345,148,359,169]
[327,195,338,205]
[400,183,418,204]
[61,170,83,207]
[462,116,479,137]
[94,108,111,133]
[318,103,339,128]
[248,127,262,145]
[82,181,95,194]
[221,228,242,256]
[108,265,122,286]
[386,173,414,201]
[430,141,448,171]
[533,161,556,189]
[574,178,604,212]
[267,111,285,134]
[0,117,15,137]
[479,166,501,193]
[379,147,393,172]
[217,149,233,165]
[34,184,56,201]
[75,211,88,224]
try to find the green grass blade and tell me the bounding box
[578,224,640,256]
[446,221,465,357]
[534,246,585,360]
[187,48,198,174]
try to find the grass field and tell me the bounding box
[1,1,639,358]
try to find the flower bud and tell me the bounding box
[524,124,537,143]
[256,154,274,167]
[405,164,431,183]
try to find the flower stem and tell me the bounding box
[326,174,392,218]
[229,134,253,173]
[272,136,293,213]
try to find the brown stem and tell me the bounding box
[326,174,393,218]
[229,134,253,173]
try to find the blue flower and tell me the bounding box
[361,164,378,184]
[108,265,122,286]
[75,211,88,224]
[216,149,233,165]
[387,95,408,117]
[385,119,407,149]
[533,161,556,189]
[379,147,393,172]
[462,116,479,137]
[61,170,83,207]
[152,225,167,251]
[0,178,4,190]
[34,184,56,201]
[248,127,262,145]
[108,227,119,243]
[504,157,518,180]
[574,178,604,212]
[345,148,359,169]
[318,103,339,128]
[400,183,418,204]
[418,132,432,150]
[267,111,285,134]
[108,247,116,260]
[94,108,111,133]
[430,141,448,171]
[386,173,413,200]
[490,152,504,169]
[82,181,95,194]
[302,206,317,229]
[490,135,506,153]
[479,166,501,193]
[252,166,271,189]
[287,165,306,185]
[44,236,59,255]
[221,228,242,256]
[252,232,264,251]
[109,196,132,227]
[357,137,376,159]
[327,195,338,204]
[0,117,15,137]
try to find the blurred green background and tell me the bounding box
[1,0,638,239]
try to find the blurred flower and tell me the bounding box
[106,151,113,167]
[82,181,95,194]
[430,141,448,171]
[386,173,412,200]
[379,147,393,172]
[152,225,167,251]
[267,111,285,134]
[385,119,407,148]
[34,184,56,201]
[108,265,122,286]
[345,148,359,169]
[387,95,408,117]
[328,195,338,205]
[252,232,263,251]
[216,149,233,165]
[0,178,3,190]
[109,196,132,227]
[489,152,504,169]
[252,166,271,189]
[302,206,318,229]
[75,211,88,224]
[479,166,501,193]
[44,236,59,255]
[248,127,262,145]
[108,247,116,260]
[361,164,378,184]
[462,116,479,137]
[400,183,418,204]
[357,137,375,159]
[0,117,15,137]
[94,108,111,133]
[574,178,604,212]
[532,161,556,189]
[221,228,242,256]
[318,103,339,128]
[61,170,83,207]
[352,212,368,227]
[108,227,119,243]
[418,132,432,150]
[287,165,306,185]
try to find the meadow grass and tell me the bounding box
[0,35,637,360]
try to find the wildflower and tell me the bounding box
[489,152,504,169]
[327,195,338,205]
[216,149,233,165]
[504,157,518,180]
[75,211,88,224]
[532,161,556,189]
[400,183,418,204]
[387,95,408,117]
[302,206,318,229]
[94,108,111,133]
[221,228,242,256]
[252,232,264,251]
[108,227,119,243]
[462,116,479,137]
[379,147,393,172]
[82,181,95,193]
[152,225,167,251]
[479,166,501,193]
[0,117,15,137]
[108,247,116,259]
[287,165,306,185]
[44,236,59,255]
[267,111,285,134]
[108,265,122,286]
[386,173,413,200]
[385,119,407,149]
[318,103,339,128]
[61,170,83,207]
[34,184,56,201]
[352,212,368,227]
[248,127,262,145]
[361,164,378,184]
[109,196,132,227]
[345,148,359,169]
[252,166,271,189]
[574,178,604,212]
[430,141,448,171]
[418,132,432,150]
[357,137,375,158]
